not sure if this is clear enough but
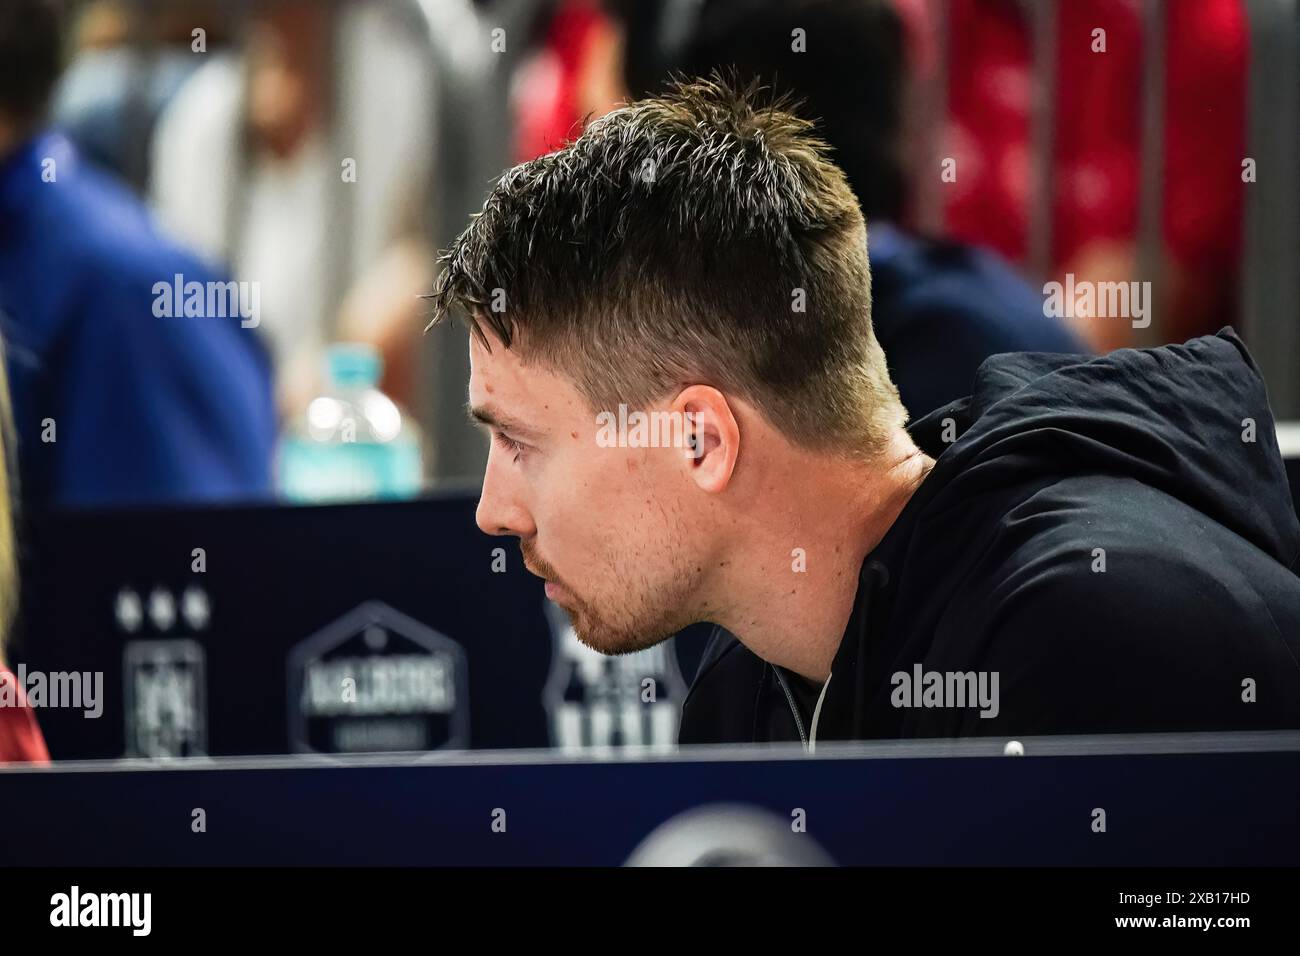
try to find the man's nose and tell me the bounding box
[475,458,536,538]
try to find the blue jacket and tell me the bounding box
[0,132,276,508]
[868,222,1088,420]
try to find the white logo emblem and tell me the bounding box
[287,601,470,753]
[123,639,207,758]
[542,601,687,753]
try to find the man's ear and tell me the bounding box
[673,385,740,493]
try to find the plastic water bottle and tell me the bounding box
[278,343,424,502]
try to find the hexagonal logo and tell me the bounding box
[287,601,469,753]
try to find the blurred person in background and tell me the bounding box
[512,0,625,162]
[149,0,437,423]
[0,0,277,509]
[925,0,1249,351]
[50,0,232,193]
[0,339,50,765]
[609,0,1088,421]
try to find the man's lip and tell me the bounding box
[525,560,565,598]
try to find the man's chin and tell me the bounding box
[567,606,674,657]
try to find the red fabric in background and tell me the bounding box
[0,666,51,764]
[937,0,1248,341]
[513,1,611,161]
[940,0,1037,263]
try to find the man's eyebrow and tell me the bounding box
[467,403,543,439]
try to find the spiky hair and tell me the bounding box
[429,71,905,458]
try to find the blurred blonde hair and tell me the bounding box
[0,337,17,664]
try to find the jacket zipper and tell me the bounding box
[771,666,808,746]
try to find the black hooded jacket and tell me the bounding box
[677,330,1300,745]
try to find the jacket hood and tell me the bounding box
[910,328,1300,572]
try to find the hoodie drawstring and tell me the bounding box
[809,560,890,750]
[808,672,832,753]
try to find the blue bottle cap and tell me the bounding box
[327,343,382,389]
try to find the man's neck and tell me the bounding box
[707,431,933,683]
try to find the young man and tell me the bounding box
[430,76,1300,746]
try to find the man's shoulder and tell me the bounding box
[64,177,217,292]
[968,473,1300,631]
[930,477,1300,734]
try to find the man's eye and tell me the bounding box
[493,432,525,460]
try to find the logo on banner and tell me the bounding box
[287,601,469,753]
[625,804,837,866]
[123,639,208,758]
[541,600,687,752]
